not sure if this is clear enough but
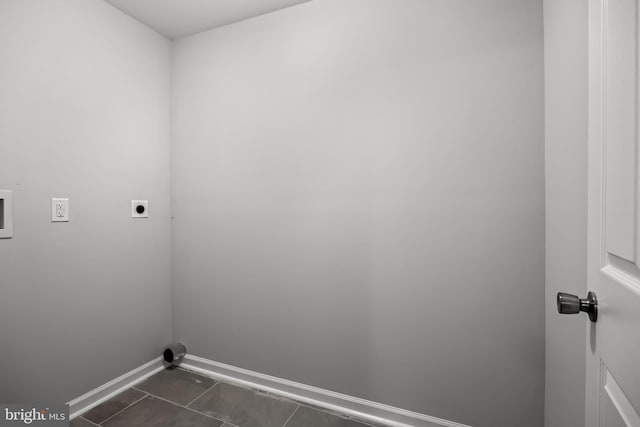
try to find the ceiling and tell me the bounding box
[103,0,313,39]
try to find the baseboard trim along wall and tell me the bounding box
[181,354,471,427]
[67,358,165,419]
[67,354,471,427]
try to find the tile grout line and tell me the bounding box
[116,370,388,427]
[136,378,389,427]
[176,368,394,427]
[185,381,220,407]
[281,404,300,427]
[131,387,226,424]
[97,392,150,425]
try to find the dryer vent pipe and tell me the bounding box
[163,343,186,367]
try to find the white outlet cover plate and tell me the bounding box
[0,190,13,238]
[132,200,149,218]
[51,198,69,222]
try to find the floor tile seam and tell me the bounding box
[183,376,307,410]
[281,404,300,427]
[174,374,359,423]
[98,392,150,425]
[185,380,220,408]
[174,378,379,427]
[131,386,226,424]
[141,370,387,427]
[196,381,301,427]
[175,367,288,400]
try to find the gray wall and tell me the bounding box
[0,0,172,402]
[171,1,545,426]
[543,0,588,426]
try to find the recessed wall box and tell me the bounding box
[0,190,13,239]
[132,200,149,218]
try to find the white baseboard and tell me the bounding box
[181,354,471,427]
[67,358,164,419]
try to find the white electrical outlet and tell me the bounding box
[132,200,149,218]
[51,198,69,222]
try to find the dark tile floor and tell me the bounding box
[70,367,385,427]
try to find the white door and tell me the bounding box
[586,0,640,425]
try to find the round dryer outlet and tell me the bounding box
[132,200,149,218]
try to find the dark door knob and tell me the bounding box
[557,291,598,322]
